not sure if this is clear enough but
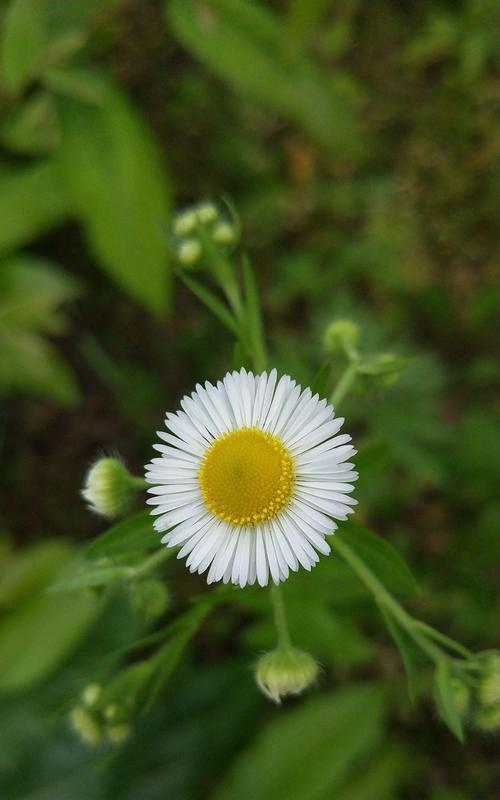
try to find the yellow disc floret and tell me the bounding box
[198,427,294,526]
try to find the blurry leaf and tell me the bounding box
[285,0,331,51]
[433,660,464,742]
[177,271,239,335]
[1,91,60,155]
[377,601,418,701]
[242,256,266,372]
[0,161,69,255]
[86,511,158,557]
[0,539,71,610]
[311,360,331,397]
[337,522,419,597]
[0,0,46,94]
[49,556,133,592]
[167,0,365,160]
[0,589,99,691]
[213,683,387,800]
[54,67,171,315]
[335,746,410,800]
[0,256,79,405]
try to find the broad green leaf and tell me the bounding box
[1,91,59,155]
[213,683,387,800]
[433,660,464,742]
[86,511,158,557]
[0,588,99,691]
[166,0,366,160]
[311,360,332,397]
[335,746,410,800]
[0,161,69,255]
[0,539,71,609]
[54,68,171,315]
[377,601,418,701]
[337,521,419,597]
[0,0,46,94]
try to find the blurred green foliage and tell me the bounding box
[0,0,499,798]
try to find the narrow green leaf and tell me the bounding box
[178,271,239,335]
[54,67,170,315]
[433,660,464,742]
[86,511,158,557]
[1,91,59,155]
[214,683,387,800]
[337,521,419,597]
[311,360,332,397]
[242,256,267,372]
[0,161,69,255]
[0,0,46,94]
[49,556,133,592]
[377,601,418,701]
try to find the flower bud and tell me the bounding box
[196,202,218,224]
[82,682,102,707]
[173,209,197,237]
[213,221,235,245]
[478,655,500,708]
[69,706,102,747]
[255,647,320,704]
[107,723,132,744]
[178,238,202,266]
[81,457,141,519]
[359,353,409,386]
[323,319,361,357]
[131,579,170,624]
[450,678,470,717]
[474,704,500,733]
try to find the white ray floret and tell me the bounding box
[145,369,358,587]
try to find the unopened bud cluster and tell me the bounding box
[69,683,132,748]
[172,201,237,267]
[255,646,320,704]
[474,655,500,733]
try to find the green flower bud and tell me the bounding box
[69,706,102,747]
[478,655,500,708]
[213,221,235,245]
[81,682,102,707]
[323,319,361,357]
[359,353,409,386]
[131,579,170,623]
[82,457,142,519]
[450,678,470,717]
[173,209,197,237]
[474,704,500,733]
[256,647,320,704]
[107,723,132,744]
[196,201,218,224]
[178,238,202,266]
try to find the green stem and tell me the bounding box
[271,585,292,650]
[330,362,358,408]
[130,546,174,579]
[334,536,446,665]
[129,476,148,490]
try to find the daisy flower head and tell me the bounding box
[145,369,358,588]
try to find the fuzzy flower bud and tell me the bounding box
[213,221,236,245]
[450,678,470,717]
[323,319,361,357]
[478,655,500,708]
[196,201,218,224]
[256,647,320,704]
[107,723,132,744]
[69,706,102,747]
[178,238,202,266]
[173,209,197,237]
[474,704,500,733]
[82,682,102,707]
[81,457,142,519]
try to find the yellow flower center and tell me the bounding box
[198,427,294,526]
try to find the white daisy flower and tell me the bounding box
[145,369,358,588]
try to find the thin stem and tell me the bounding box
[412,621,474,659]
[334,536,445,665]
[130,546,174,579]
[271,585,292,650]
[330,362,358,408]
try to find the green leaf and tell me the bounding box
[433,660,464,742]
[335,746,411,800]
[377,601,418,701]
[54,67,171,315]
[49,556,133,592]
[242,256,267,372]
[86,511,158,557]
[166,0,366,160]
[1,91,60,155]
[0,539,71,610]
[0,588,99,691]
[214,684,387,800]
[337,521,419,597]
[311,360,332,397]
[177,271,239,335]
[0,0,47,94]
[0,161,69,255]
